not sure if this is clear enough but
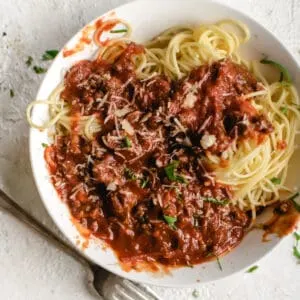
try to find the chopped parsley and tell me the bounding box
[270,177,281,185]
[163,215,177,230]
[293,232,300,260]
[204,197,229,206]
[41,143,48,148]
[288,192,300,212]
[280,106,288,115]
[140,177,149,188]
[122,136,131,148]
[192,289,199,298]
[216,256,223,271]
[164,161,187,184]
[110,29,128,34]
[246,265,259,273]
[25,56,33,67]
[33,65,47,74]
[9,89,14,98]
[260,59,292,83]
[42,49,59,61]
[124,168,136,181]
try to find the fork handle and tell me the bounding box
[0,188,91,269]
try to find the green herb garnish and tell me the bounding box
[122,136,131,148]
[163,215,177,230]
[33,66,47,74]
[42,49,59,61]
[260,59,292,83]
[10,89,14,98]
[280,106,288,115]
[293,232,300,260]
[270,177,281,185]
[246,265,259,273]
[288,192,300,212]
[164,161,187,184]
[124,168,136,181]
[204,197,229,206]
[192,289,199,298]
[216,256,223,271]
[25,56,33,67]
[41,143,48,148]
[140,177,149,188]
[110,29,128,34]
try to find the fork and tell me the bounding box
[0,188,162,300]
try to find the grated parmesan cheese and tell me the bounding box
[121,119,135,135]
[107,182,117,191]
[183,92,197,109]
[200,133,216,149]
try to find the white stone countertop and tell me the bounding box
[0,0,300,299]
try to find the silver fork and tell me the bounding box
[0,188,162,300]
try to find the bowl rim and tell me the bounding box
[29,0,299,287]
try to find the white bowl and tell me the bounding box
[29,0,300,287]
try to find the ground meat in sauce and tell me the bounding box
[45,42,274,268]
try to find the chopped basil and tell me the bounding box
[246,265,259,273]
[216,256,223,271]
[9,89,14,98]
[293,246,300,259]
[260,59,292,83]
[26,56,33,67]
[124,168,136,181]
[164,160,187,184]
[204,197,229,206]
[288,192,300,212]
[41,143,48,148]
[270,177,281,185]
[122,136,131,148]
[42,49,59,61]
[293,231,300,260]
[140,177,149,188]
[163,215,177,230]
[294,232,300,242]
[110,29,128,34]
[192,289,199,298]
[280,106,288,115]
[33,65,47,74]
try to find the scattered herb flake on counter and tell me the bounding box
[25,56,33,67]
[110,29,128,34]
[204,197,229,205]
[192,289,199,298]
[270,177,281,185]
[260,59,292,83]
[33,65,47,74]
[42,49,59,61]
[247,265,259,273]
[41,143,48,148]
[163,215,177,230]
[9,89,14,98]
[2,32,7,36]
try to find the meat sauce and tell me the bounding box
[46,42,274,269]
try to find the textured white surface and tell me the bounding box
[0,0,299,299]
